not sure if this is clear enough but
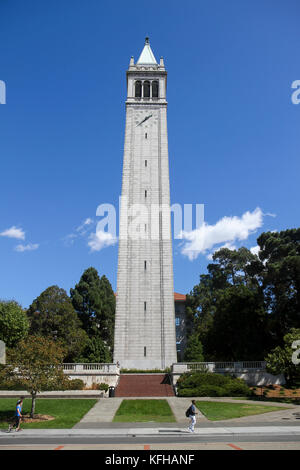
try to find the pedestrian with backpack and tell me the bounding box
[186,400,198,433]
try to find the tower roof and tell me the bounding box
[137,37,158,65]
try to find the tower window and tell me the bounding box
[145,160,147,167]
[145,190,147,198]
[143,81,150,98]
[144,260,147,270]
[152,81,159,98]
[144,347,147,357]
[144,301,147,311]
[135,81,142,98]
[145,133,147,139]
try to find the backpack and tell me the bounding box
[185,405,192,417]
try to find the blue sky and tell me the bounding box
[0,0,299,308]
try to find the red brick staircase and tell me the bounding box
[115,374,175,397]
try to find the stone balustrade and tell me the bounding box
[62,363,120,388]
[171,361,285,386]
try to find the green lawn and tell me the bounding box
[113,399,176,423]
[195,400,287,421]
[0,398,97,429]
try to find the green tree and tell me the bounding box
[70,267,115,359]
[185,247,267,360]
[2,336,67,417]
[78,337,112,363]
[183,333,204,362]
[256,229,300,343]
[0,300,29,348]
[265,328,300,386]
[27,286,88,362]
[208,284,270,360]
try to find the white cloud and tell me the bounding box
[88,230,118,252]
[63,218,95,246]
[76,218,94,234]
[180,207,265,261]
[0,226,25,240]
[14,243,39,252]
[250,245,260,256]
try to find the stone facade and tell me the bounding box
[0,340,5,364]
[113,39,177,369]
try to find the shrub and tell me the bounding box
[177,371,251,397]
[98,383,109,391]
[177,388,199,397]
[66,379,85,390]
[223,380,251,397]
[196,385,225,397]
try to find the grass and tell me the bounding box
[113,399,176,423]
[195,400,287,421]
[0,398,97,429]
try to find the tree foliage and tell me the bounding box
[186,229,300,365]
[2,335,67,417]
[183,333,204,362]
[70,267,115,360]
[27,285,88,361]
[0,300,29,348]
[265,328,300,386]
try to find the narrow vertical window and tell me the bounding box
[152,80,159,98]
[145,190,147,198]
[145,160,147,167]
[135,81,142,98]
[145,133,147,139]
[144,347,147,357]
[144,260,147,270]
[143,81,150,98]
[144,301,147,311]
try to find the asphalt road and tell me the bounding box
[1,433,300,450]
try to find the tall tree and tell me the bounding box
[256,229,300,343]
[207,285,270,360]
[27,286,88,362]
[70,267,115,359]
[0,300,29,348]
[186,247,270,360]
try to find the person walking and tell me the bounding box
[8,398,23,432]
[187,400,198,433]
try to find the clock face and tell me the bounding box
[135,111,158,128]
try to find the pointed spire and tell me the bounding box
[137,37,158,65]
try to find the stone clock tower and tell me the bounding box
[113,38,177,369]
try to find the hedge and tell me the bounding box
[177,372,251,397]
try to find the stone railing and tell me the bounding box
[62,363,120,388]
[172,361,266,374]
[62,363,120,374]
[171,361,285,386]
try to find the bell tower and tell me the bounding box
[114,38,177,369]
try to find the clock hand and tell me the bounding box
[136,114,153,127]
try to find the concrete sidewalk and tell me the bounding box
[1,426,300,438]
[74,396,299,426]
[76,397,123,424]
